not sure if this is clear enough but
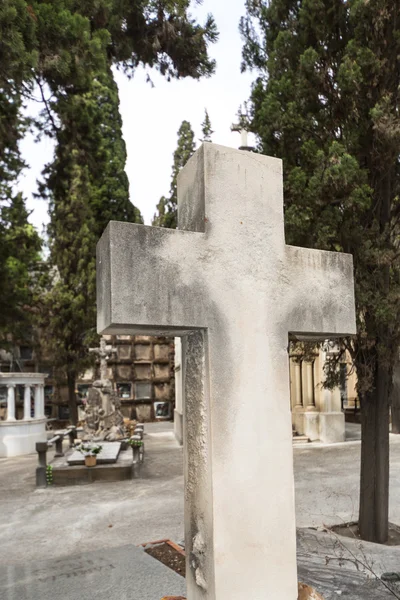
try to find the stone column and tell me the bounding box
[302,359,320,441]
[41,385,46,418]
[6,384,16,421]
[34,384,41,419]
[304,361,316,411]
[293,360,303,409]
[37,385,45,419]
[291,359,304,435]
[24,384,32,420]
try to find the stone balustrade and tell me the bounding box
[0,373,47,457]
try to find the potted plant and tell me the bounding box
[76,442,103,467]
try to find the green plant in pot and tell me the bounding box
[76,442,103,467]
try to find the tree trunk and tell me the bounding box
[67,371,78,426]
[391,361,400,434]
[359,366,390,543]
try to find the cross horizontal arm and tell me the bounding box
[283,245,356,338]
[97,221,206,336]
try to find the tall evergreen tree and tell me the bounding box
[200,109,214,143]
[153,120,196,228]
[241,0,400,543]
[1,0,218,418]
[0,2,41,342]
[40,68,142,423]
[41,156,97,425]
[32,1,216,419]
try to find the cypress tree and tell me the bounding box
[42,156,97,425]
[241,0,400,543]
[153,120,196,228]
[0,2,41,342]
[200,109,214,143]
[1,0,218,419]
[40,67,142,423]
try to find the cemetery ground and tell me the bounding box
[2,422,400,598]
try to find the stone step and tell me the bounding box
[293,435,310,444]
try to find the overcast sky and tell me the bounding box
[19,0,257,231]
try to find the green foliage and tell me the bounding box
[241,0,400,394]
[200,109,214,143]
[0,194,42,342]
[241,0,400,542]
[153,120,196,228]
[0,0,218,411]
[39,67,144,405]
[2,1,218,95]
[0,8,42,342]
[40,156,97,381]
[46,464,53,485]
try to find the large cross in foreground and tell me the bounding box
[97,144,356,600]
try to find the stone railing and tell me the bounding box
[0,373,47,457]
[36,426,78,487]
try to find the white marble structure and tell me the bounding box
[290,343,346,443]
[96,144,356,600]
[0,373,47,457]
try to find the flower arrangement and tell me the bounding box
[128,438,143,448]
[75,442,103,457]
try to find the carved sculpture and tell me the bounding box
[82,338,127,441]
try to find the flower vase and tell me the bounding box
[85,455,97,467]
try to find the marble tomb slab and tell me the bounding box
[67,442,121,465]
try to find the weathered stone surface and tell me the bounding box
[81,381,126,441]
[154,344,170,360]
[117,365,132,379]
[154,364,170,379]
[135,364,152,380]
[297,528,397,599]
[154,383,170,400]
[97,143,356,600]
[0,544,186,600]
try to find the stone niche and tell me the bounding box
[135,344,152,361]
[154,363,170,380]
[135,364,152,380]
[118,345,132,360]
[135,402,153,422]
[117,365,132,380]
[154,382,170,400]
[153,344,170,361]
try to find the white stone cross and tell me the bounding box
[231,122,250,149]
[96,144,356,600]
[89,336,117,382]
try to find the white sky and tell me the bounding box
[19,0,256,231]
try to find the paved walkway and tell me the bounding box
[1,422,400,598]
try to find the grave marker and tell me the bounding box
[96,143,356,599]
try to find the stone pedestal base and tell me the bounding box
[0,419,47,457]
[292,410,305,437]
[319,412,345,444]
[174,409,183,446]
[303,412,320,442]
[292,410,345,444]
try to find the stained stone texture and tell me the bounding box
[96,143,356,600]
[0,544,186,600]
